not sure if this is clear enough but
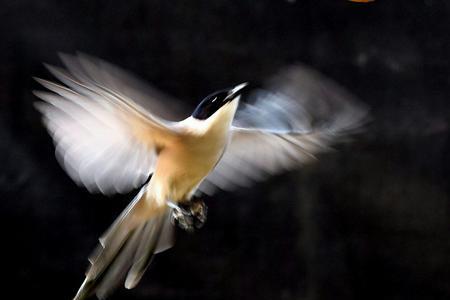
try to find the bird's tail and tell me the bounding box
[74,185,174,300]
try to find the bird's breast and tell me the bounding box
[150,131,229,201]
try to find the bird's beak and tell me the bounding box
[226,82,248,102]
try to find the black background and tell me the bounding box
[1,1,449,299]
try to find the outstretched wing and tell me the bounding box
[198,65,368,194]
[34,53,189,195]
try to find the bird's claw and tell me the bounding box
[168,199,208,232]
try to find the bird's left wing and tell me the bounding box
[198,65,368,195]
[34,54,189,195]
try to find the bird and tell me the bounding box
[34,53,367,300]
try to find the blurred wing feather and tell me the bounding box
[34,54,184,195]
[198,65,368,195]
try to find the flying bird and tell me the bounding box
[34,54,367,300]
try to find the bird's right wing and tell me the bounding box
[198,65,368,194]
[34,54,190,195]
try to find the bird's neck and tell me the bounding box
[204,101,239,136]
[181,101,238,137]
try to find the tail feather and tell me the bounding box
[74,186,174,300]
[96,224,146,298]
[125,217,164,289]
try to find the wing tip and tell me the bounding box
[32,90,51,104]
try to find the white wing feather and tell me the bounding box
[34,54,186,195]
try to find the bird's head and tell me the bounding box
[192,83,248,121]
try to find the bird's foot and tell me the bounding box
[189,198,208,229]
[168,199,208,232]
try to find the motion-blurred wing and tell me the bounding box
[34,54,187,195]
[198,65,368,194]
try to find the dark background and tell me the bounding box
[1,1,449,299]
